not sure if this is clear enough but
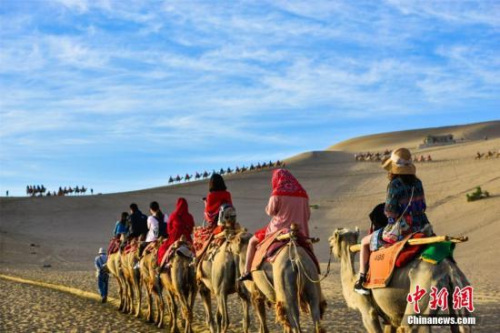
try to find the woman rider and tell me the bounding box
[158,197,195,268]
[193,173,233,253]
[354,148,431,295]
[239,168,310,281]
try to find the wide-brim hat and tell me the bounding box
[98,247,106,254]
[381,148,416,175]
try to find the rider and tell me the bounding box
[204,173,233,229]
[239,168,310,281]
[193,173,233,253]
[112,212,129,252]
[138,201,167,258]
[127,203,148,241]
[114,212,129,238]
[158,197,195,268]
[354,148,431,295]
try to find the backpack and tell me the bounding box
[140,213,148,234]
[156,213,168,238]
[369,203,388,232]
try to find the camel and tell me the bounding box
[197,227,254,333]
[251,229,327,333]
[160,237,197,333]
[329,228,472,333]
[121,240,142,317]
[139,241,165,327]
[106,251,127,312]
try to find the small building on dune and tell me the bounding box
[419,134,455,148]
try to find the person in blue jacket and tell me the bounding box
[94,247,109,303]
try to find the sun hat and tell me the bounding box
[98,247,106,255]
[381,148,416,175]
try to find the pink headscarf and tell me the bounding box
[271,169,308,198]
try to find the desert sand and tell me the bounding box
[1,120,499,332]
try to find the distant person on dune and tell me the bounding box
[127,203,148,241]
[239,168,311,281]
[94,247,109,303]
[354,148,432,295]
[158,197,195,268]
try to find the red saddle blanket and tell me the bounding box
[364,233,425,289]
[251,229,320,273]
[107,238,121,255]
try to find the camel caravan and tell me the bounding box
[167,160,285,185]
[474,150,500,160]
[103,149,473,333]
[26,184,93,197]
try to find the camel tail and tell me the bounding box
[274,256,301,331]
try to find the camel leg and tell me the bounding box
[185,285,197,333]
[240,296,250,333]
[304,283,325,333]
[216,293,230,333]
[401,264,433,333]
[200,285,215,333]
[126,278,134,314]
[252,290,269,333]
[146,288,154,323]
[358,302,383,333]
[134,269,142,318]
[178,286,194,333]
[114,276,124,311]
[169,293,180,333]
[153,285,164,328]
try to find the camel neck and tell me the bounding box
[340,244,357,309]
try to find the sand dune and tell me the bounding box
[329,120,500,152]
[1,121,499,331]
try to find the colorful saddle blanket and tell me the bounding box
[251,229,320,273]
[364,233,425,289]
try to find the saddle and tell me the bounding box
[364,233,425,289]
[107,238,121,255]
[251,227,320,273]
[161,240,194,267]
[123,241,139,255]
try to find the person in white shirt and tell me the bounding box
[139,201,168,257]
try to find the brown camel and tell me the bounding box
[106,251,127,312]
[160,237,197,333]
[139,241,165,327]
[329,228,472,333]
[121,240,142,317]
[251,232,327,333]
[197,227,254,333]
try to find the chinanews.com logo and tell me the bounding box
[405,285,477,326]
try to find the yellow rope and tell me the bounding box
[0,273,119,307]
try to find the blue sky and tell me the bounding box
[1,0,499,196]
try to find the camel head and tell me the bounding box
[329,227,359,259]
[229,228,252,255]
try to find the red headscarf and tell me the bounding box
[165,198,194,247]
[172,197,190,220]
[271,169,308,198]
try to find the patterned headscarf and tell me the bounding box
[271,169,308,198]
